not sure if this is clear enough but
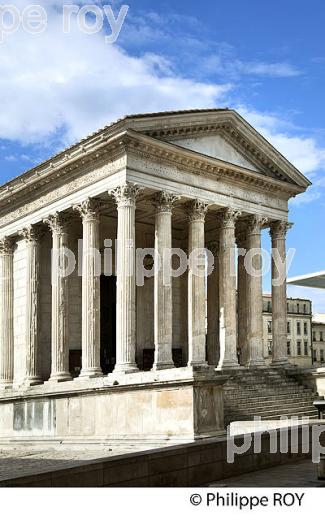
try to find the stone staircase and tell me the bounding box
[223,367,318,425]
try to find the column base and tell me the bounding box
[271,358,290,367]
[217,359,242,370]
[152,362,175,371]
[47,372,72,383]
[79,368,103,379]
[23,377,43,387]
[0,381,13,390]
[187,361,208,368]
[113,364,139,375]
[246,359,266,368]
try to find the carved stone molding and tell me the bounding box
[218,208,241,228]
[73,198,100,222]
[186,199,209,222]
[0,237,15,254]
[43,213,68,235]
[270,220,293,240]
[153,191,180,213]
[109,182,141,208]
[247,215,269,235]
[18,224,44,243]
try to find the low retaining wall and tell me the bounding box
[0,425,315,487]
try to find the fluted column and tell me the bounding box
[246,215,267,367]
[236,229,248,365]
[73,199,102,378]
[187,200,208,367]
[43,213,72,382]
[153,191,179,370]
[0,237,15,389]
[207,240,220,366]
[110,182,140,374]
[270,221,291,366]
[19,226,43,386]
[217,208,241,370]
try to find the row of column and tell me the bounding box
[0,182,291,388]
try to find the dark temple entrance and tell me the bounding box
[100,275,116,374]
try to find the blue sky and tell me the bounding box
[0,0,325,310]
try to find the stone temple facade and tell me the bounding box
[0,109,311,443]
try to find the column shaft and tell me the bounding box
[19,226,43,385]
[237,232,248,365]
[217,208,241,370]
[74,199,102,378]
[187,200,208,367]
[153,192,178,370]
[207,241,220,366]
[270,221,291,366]
[0,238,14,389]
[44,214,71,382]
[110,183,140,374]
[246,216,267,367]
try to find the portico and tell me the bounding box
[0,109,311,441]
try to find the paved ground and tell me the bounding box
[210,459,325,487]
[0,444,161,482]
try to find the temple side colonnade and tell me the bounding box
[0,182,291,389]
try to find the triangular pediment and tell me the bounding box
[167,133,259,172]
[124,109,311,188]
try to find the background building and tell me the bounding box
[263,295,313,368]
[312,314,325,367]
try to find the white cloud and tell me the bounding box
[239,61,300,78]
[0,3,231,145]
[237,106,325,175]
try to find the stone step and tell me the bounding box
[225,404,317,415]
[225,394,315,404]
[225,398,313,409]
[225,410,318,422]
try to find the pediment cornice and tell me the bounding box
[0,109,310,215]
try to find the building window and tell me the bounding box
[297,341,301,355]
[304,322,308,335]
[297,303,300,313]
[287,341,291,356]
[267,301,271,313]
[304,342,308,356]
[320,332,324,342]
[297,322,301,335]
[268,341,272,355]
[287,303,290,312]
[303,304,307,314]
[287,321,291,334]
[313,331,316,342]
[321,350,324,363]
[267,321,272,334]
[313,350,317,362]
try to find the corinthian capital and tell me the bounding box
[186,199,209,222]
[270,220,293,240]
[109,182,141,208]
[73,198,100,222]
[247,215,268,235]
[0,237,15,254]
[218,208,241,228]
[19,224,44,243]
[43,213,67,235]
[153,191,180,213]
